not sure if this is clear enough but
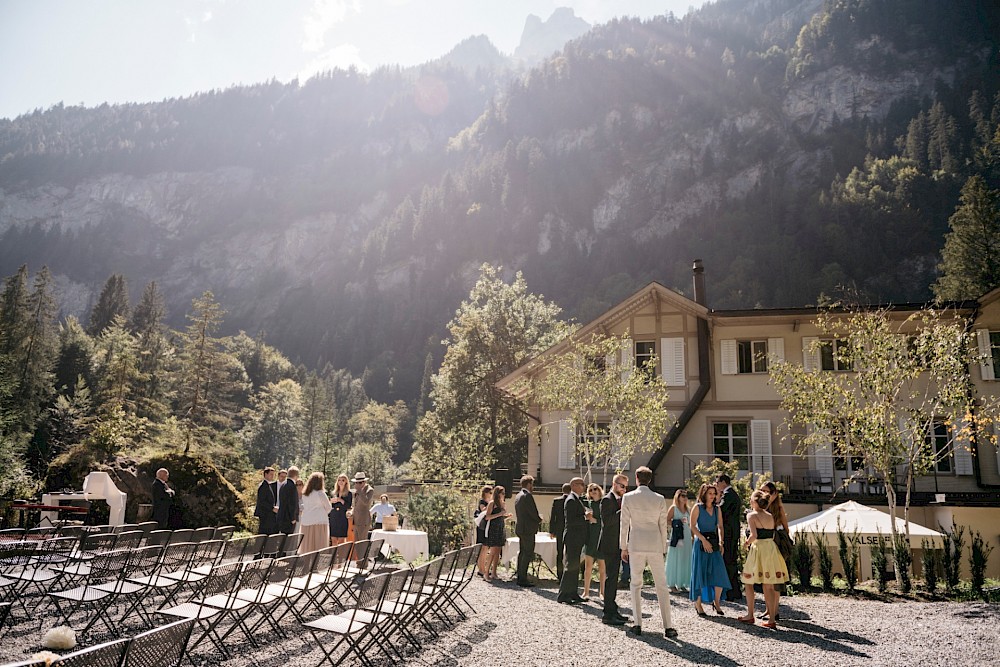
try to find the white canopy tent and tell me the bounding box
[788,501,944,579]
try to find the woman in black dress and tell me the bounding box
[483,485,511,581]
[475,485,493,577]
[328,473,353,546]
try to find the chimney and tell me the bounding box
[692,259,707,307]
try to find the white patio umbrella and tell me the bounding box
[788,500,944,547]
[788,500,943,579]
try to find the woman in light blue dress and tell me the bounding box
[665,489,692,592]
[689,483,731,615]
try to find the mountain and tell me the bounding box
[513,7,591,65]
[0,0,998,406]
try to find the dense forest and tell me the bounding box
[1,0,1000,501]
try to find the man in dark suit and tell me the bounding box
[514,475,542,587]
[151,468,175,530]
[716,474,743,600]
[549,483,571,581]
[557,477,589,604]
[254,467,279,535]
[599,473,630,625]
[277,466,300,536]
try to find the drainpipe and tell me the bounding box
[647,260,711,476]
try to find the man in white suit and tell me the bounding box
[620,465,678,639]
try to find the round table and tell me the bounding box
[370,528,429,562]
[501,533,558,571]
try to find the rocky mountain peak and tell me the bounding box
[514,7,591,64]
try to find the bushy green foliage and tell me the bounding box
[836,518,860,592]
[969,530,994,598]
[920,539,939,594]
[791,531,815,589]
[685,458,772,515]
[815,532,834,591]
[872,532,890,593]
[404,487,471,556]
[893,533,913,593]
[941,523,966,593]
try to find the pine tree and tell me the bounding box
[176,291,247,454]
[10,267,59,432]
[129,282,172,422]
[88,273,130,336]
[934,175,1000,299]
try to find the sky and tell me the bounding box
[0,0,697,120]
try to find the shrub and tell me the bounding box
[814,531,834,591]
[893,533,912,594]
[920,539,938,594]
[871,530,890,593]
[940,523,966,593]
[791,532,814,590]
[970,530,994,599]
[836,518,860,592]
[405,487,471,556]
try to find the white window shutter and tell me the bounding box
[767,337,785,364]
[620,340,634,383]
[976,329,995,381]
[662,337,686,386]
[802,337,820,372]
[557,419,576,469]
[721,339,737,375]
[953,417,974,476]
[809,425,834,481]
[750,419,773,474]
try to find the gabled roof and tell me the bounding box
[496,281,707,396]
[980,284,1000,308]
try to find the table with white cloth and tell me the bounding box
[501,533,558,574]
[371,529,429,563]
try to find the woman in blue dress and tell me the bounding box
[665,489,692,592]
[689,483,731,615]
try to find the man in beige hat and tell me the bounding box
[350,472,374,539]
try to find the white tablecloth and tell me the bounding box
[371,529,429,562]
[501,533,558,570]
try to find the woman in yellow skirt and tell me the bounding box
[738,490,788,628]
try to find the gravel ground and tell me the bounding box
[4,565,998,667]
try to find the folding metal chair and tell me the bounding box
[50,636,129,667]
[0,541,39,618]
[281,532,303,555]
[260,533,286,559]
[268,550,316,625]
[113,530,145,552]
[145,530,171,547]
[309,542,356,612]
[213,526,235,542]
[425,549,460,626]
[450,544,481,616]
[135,521,159,538]
[303,571,391,667]
[49,548,134,637]
[358,568,415,661]
[6,536,77,609]
[78,531,119,557]
[157,561,244,660]
[0,528,27,541]
[188,527,215,544]
[112,523,139,534]
[238,556,292,640]
[167,529,193,545]
[397,556,445,642]
[122,618,195,667]
[25,526,59,541]
[99,544,163,629]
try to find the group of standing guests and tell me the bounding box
[493,469,791,638]
[253,467,381,555]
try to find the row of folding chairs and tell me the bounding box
[0,531,301,633]
[0,618,194,667]
[156,538,385,660]
[304,543,482,667]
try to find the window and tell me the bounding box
[737,340,768,374]
[713,422,749,470]
[992,332,1000,373]
[925,419,952,473]
[577,421,628,470]
[635,341,656,379]
[820,338,853,371]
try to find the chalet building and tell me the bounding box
[497,262,1000,576]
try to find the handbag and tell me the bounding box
[703,532,720,550]
[774,527,794,562]
[670,519,684,548]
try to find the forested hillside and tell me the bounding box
[1,0,998,414]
